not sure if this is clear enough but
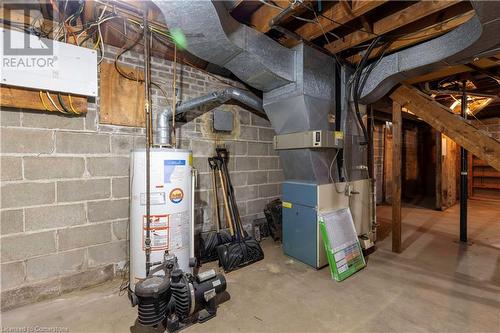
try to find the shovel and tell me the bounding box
[198,158,232,263]
[214,154,264,272]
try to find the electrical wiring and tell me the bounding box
[112,28,171,102]
[68,95,80,114]
[57,93,74,114]
[328,149,340,183]
[39,91,53,112]
[111,19,227,102]
[46,92,65,114]
[306,6,475,46]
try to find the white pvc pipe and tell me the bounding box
[190,167,196,260]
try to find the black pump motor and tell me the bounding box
[133,265,227,332]
[167,269,226,330]
[134,276,170,326]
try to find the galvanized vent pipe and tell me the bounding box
[155,87,264,146]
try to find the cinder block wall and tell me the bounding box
[0,45,283,310]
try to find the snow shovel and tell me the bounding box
[214,155,264,272]
[199,158,232,263]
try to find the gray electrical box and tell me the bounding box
[213,110,234,132]
[273,130,344,150]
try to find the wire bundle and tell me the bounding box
[39,91,80,115]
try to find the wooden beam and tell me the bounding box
[390,85,500,172]
[392,100,402,253]
[1,86,87,114]
[325,0,459,54]
[248,0,311,34]
[346,10,474,63]
[284,0,388,47]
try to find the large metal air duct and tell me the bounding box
[153,0,499,183]
[153,0,338,183]
[360,1,500,103]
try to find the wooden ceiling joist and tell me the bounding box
[248,0,311,34]
[346,10,475,63]
[325,0,459,54]
[284,0,388,47]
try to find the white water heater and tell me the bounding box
[129,148,194,292]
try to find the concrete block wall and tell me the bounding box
[0,45,283,310]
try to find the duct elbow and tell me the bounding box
[221,87,265,116]
[156,109,172,146]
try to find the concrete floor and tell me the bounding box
[2,200,499,332]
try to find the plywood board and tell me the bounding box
[99,62,145,127]
[440,135,459,210]
[1,85,87,114]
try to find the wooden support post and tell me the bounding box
[392,101,402,253]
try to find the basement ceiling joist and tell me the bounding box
[324,0,460,54]
[14,0,495,101]
[230,0,475,65]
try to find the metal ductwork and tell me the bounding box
[152,1,294,92]
[153,0,499,183]
[156,87,264,146]
[360,1,500,103]
[153,0,338,183]
[263,44,337,183]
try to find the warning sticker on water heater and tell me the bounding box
[143,215,169,251]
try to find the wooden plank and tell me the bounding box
[473,182,500,190]
[390,85,500,172]
[285,0,388,47]
[392,101,402,253]
[1,85,87,114]
[440,135,459,209]
[346,10,474,63]
[473,170,500,178]
[325,0,458,54]
[99,62,145,127]
[435,131,443,209]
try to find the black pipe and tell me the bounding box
[460,80,468,243]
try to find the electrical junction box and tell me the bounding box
[0,28,98,96]
[274,130,344,150]
[213,110,233,132]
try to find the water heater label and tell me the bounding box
[169,188,184,204]
[143,215,169,251]
[165,160,186,165]
[164,159,186,183]
[169,212,189,249]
